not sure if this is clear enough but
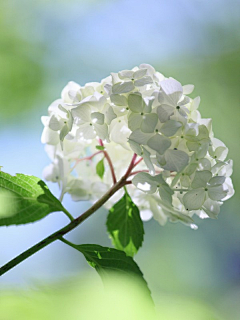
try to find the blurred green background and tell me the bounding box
[0,0,240,319]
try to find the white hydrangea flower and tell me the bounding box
[41,64,234,228]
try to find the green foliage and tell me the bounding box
[0,171,65,226]
[95,145,105,150]
[106,190,144,256]
[96,158,105,179]
[64,242,151,299]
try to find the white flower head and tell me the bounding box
[41,64,234,228]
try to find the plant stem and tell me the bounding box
[0,176,128,276]
[62,208,75,222]
[71,150,103,172]
[124,153,137,178]
[99,139,117,184]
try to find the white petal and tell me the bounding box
[140,209,153,221]
[208,176,225,186]
[134,76,153,86]
[118,70,134,80]
[191,170,212,189]
[72,105,91,123]
[133,68,147,79]
[110,118,131,146]
[202,198,221,219]
[94,123,108,140]
[208,185,227,201]
[41,127,59,145]
[48,115,62,131]
[149,199,168,226]
[128,139,142,155]
[158,185,173,205]
[60,124,70,141]
[132,172,158,194]
[128,93,145,113]
[141,114,158,133]
[91,112,104,125]
[129,129,153,145]
[139,64,156,77]
[183,188,206,210]
[105,106,117,125]
[112,81,134,94]
[147,134,171,155]
[160,78,183,105]
[198,159,211,171]
[163,149,189,172]
[142,147,155,175]
[190,96,200,110]
[160,120,182,137]
[183,84,194,94]
[110,94,127,106]
[77,124,96,139]
[157,105,174,122]
[43,163,59,182]
[128,113,142,131]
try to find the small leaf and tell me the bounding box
[65,243,152,299]
[96,145,105,150]
[96,158,105,179]
[0,172,66,226]
[106,191,144,257]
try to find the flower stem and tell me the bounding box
[0,176,128,277]
[99,139,117,184]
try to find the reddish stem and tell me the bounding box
[133,157,143,168]
[128,169,163,177]
[124,153,138,179]
[71,151,103,172]
[99,139,117,184]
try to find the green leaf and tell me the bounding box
[95,145,105,150]
[106,191,144,257]
[0,171,66,226]
[66,242,152,298]
[96,158,105,179]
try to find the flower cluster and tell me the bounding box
[41,64,234,228]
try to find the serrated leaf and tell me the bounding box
[0,172,66,226]
[106,191,144,257]
[66,243,152,298]
[96,158,105,179]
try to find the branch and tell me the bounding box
[0,176,128,276]
[99,139,117,184]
